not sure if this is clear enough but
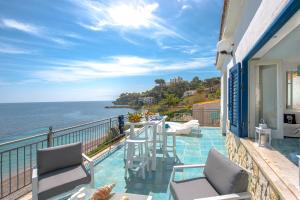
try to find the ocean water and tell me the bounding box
[0,101,135,143]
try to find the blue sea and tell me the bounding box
[0,101,135,143]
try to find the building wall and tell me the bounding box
[232,0,262,51]
[220,0,290,136]
[223,0,289,71]
[234,0,289,63]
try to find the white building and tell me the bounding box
[138,97,155,105]
[216,1,300,199]
[217,0,300,138]
[182,90,197,97]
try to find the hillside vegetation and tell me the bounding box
[113,76,220,114]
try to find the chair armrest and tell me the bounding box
[32,167,38,179]
[32,168,38,200]
[173,164,206,170]
[171,164,206,181]
[82,153,94,187]
[82,153,93,163]
[194,192,251,200]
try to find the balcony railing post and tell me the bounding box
[47,126,53,147]
[118,115,124,135]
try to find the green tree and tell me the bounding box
[155,79,166,87]
[168,81,190,98]
[160,93,180,106]
[190,76,203,89]
[204,77,220,88]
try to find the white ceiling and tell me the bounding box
[262,23,300,62]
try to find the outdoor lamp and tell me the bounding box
[217,39,234,56]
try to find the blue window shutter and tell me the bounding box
[228,76,233,122]
[228,63,241,136]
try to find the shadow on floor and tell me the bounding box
[124,154,183,195]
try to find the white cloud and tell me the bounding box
[181,5,191,10]
[50,37,72,47]
[72,0,187,41]
[75,1,158,29]
[157,41,200,55]
[0,42,32,54]
[34,55,214,82]
[0,18,71,47]
[1,18,42,35]
[182,46,199,54]
[106,2,159,29]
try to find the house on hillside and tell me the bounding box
[138,97,155,105]
[216,0,300,199]
[182,90,197,97]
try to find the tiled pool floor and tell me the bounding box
[93,128,226,200]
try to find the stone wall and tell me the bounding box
[226,133,281,200]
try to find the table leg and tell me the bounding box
[162,120,167,159]
[151,124,157,171]
[269,131,271,146]
[130,124,134,139]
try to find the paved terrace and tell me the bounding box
[20,127,226,200]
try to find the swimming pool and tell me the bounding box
[93,127,226,200]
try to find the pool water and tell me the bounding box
[93,128,226,200]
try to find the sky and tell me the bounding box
[0,0,222,103]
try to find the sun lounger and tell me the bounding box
[166,120,199,135]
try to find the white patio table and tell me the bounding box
[126,116,167,171]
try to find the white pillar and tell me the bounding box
[220,69,228,135]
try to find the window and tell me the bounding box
[286,71,300,109]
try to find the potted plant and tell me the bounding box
[128,112,142,123]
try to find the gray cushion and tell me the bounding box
[37,142,82,175]
[170,177,219,200]
[38,165,91,200]
[204,148,249,195]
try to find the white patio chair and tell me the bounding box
[125,139,149,179]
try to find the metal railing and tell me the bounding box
[192,109,220,127]
[168,108,220,127]
[0,115,126,199]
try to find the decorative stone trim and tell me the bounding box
[226,132,291,200]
